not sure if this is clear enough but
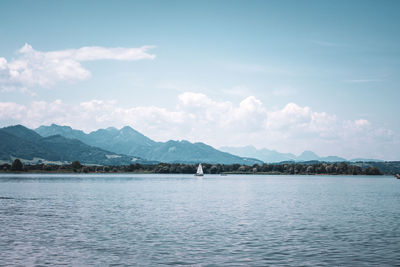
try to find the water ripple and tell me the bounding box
[0,174,399,266]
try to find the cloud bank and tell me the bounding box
[0,92,397,160]
[0,44,155,90]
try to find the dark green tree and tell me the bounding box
[209,165,218,174]
[11,159,23,171]
[71,161,82,171]
[365,166,382,175]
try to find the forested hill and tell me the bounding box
[0,125,152,165]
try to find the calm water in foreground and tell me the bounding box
[0,174,399,266]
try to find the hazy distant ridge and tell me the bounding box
[220,145,382,163]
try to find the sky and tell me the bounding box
[0,0,399,160]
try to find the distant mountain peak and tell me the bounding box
[8,124,25,128]
[299,150,319,157]
[38,124,83,134]
[220,146,354,163]
[3,124,43,141]
[4,124,31,131]
[120,126,141,135]
[296,150,320,161]
[50,123,71,129]
[121,125,134,131]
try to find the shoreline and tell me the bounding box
[2,160,390,175]
[0,171,387,176]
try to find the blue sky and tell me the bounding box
[0,0,399,160]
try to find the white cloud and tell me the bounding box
[0,102,26,121]
[266,103,339,138]
[0,57,7,69]
[39,44,156,61]
[1,85,37,96]
[0,43,155,90]
[354,119,370,127]
[0,93,397,160]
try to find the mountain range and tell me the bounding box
[34,124,262,165]
[219,145,381,163]
[1,124,380,166]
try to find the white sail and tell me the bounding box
[196,163,204,176]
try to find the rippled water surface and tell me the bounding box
[1,174,399,266]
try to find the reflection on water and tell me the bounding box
[0,174,399,266]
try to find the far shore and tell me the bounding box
[0,172,392,177]
[1,160,388,175]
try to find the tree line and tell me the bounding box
[1,159,383,175]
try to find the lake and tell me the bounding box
[0,174,399,266]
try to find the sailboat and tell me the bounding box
[195,163,204,177]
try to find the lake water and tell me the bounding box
[0,174,399,266]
